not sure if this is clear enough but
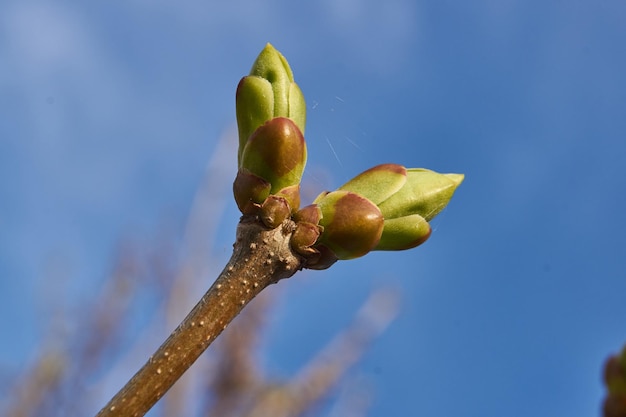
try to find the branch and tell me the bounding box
[95,42,464,417]
[96,217,303,417]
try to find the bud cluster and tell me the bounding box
[234,44,307,227]
[293,164,463,269]
[234,44,464,270]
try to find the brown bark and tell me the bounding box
[96,217,303,417]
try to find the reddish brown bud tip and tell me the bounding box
[304,244,339,270]
[260,195,291,229]
[315,191,384,260]
[233,169,271,214]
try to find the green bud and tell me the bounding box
[236,43,306,163]
[313,190,384,260]
[377,169,464,221]
[239,117,306,211]
[322,164,463,253]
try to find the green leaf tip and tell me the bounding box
[377,168,463,221]
[337,163,407,205]
[250,43,294,85]
[445,173,465,187]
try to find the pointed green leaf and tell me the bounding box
[236,76,274,164]
[338,163,407,205]
[288,82,306,135]
[375,214,431,251]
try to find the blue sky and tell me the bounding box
[2,0,626,415]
